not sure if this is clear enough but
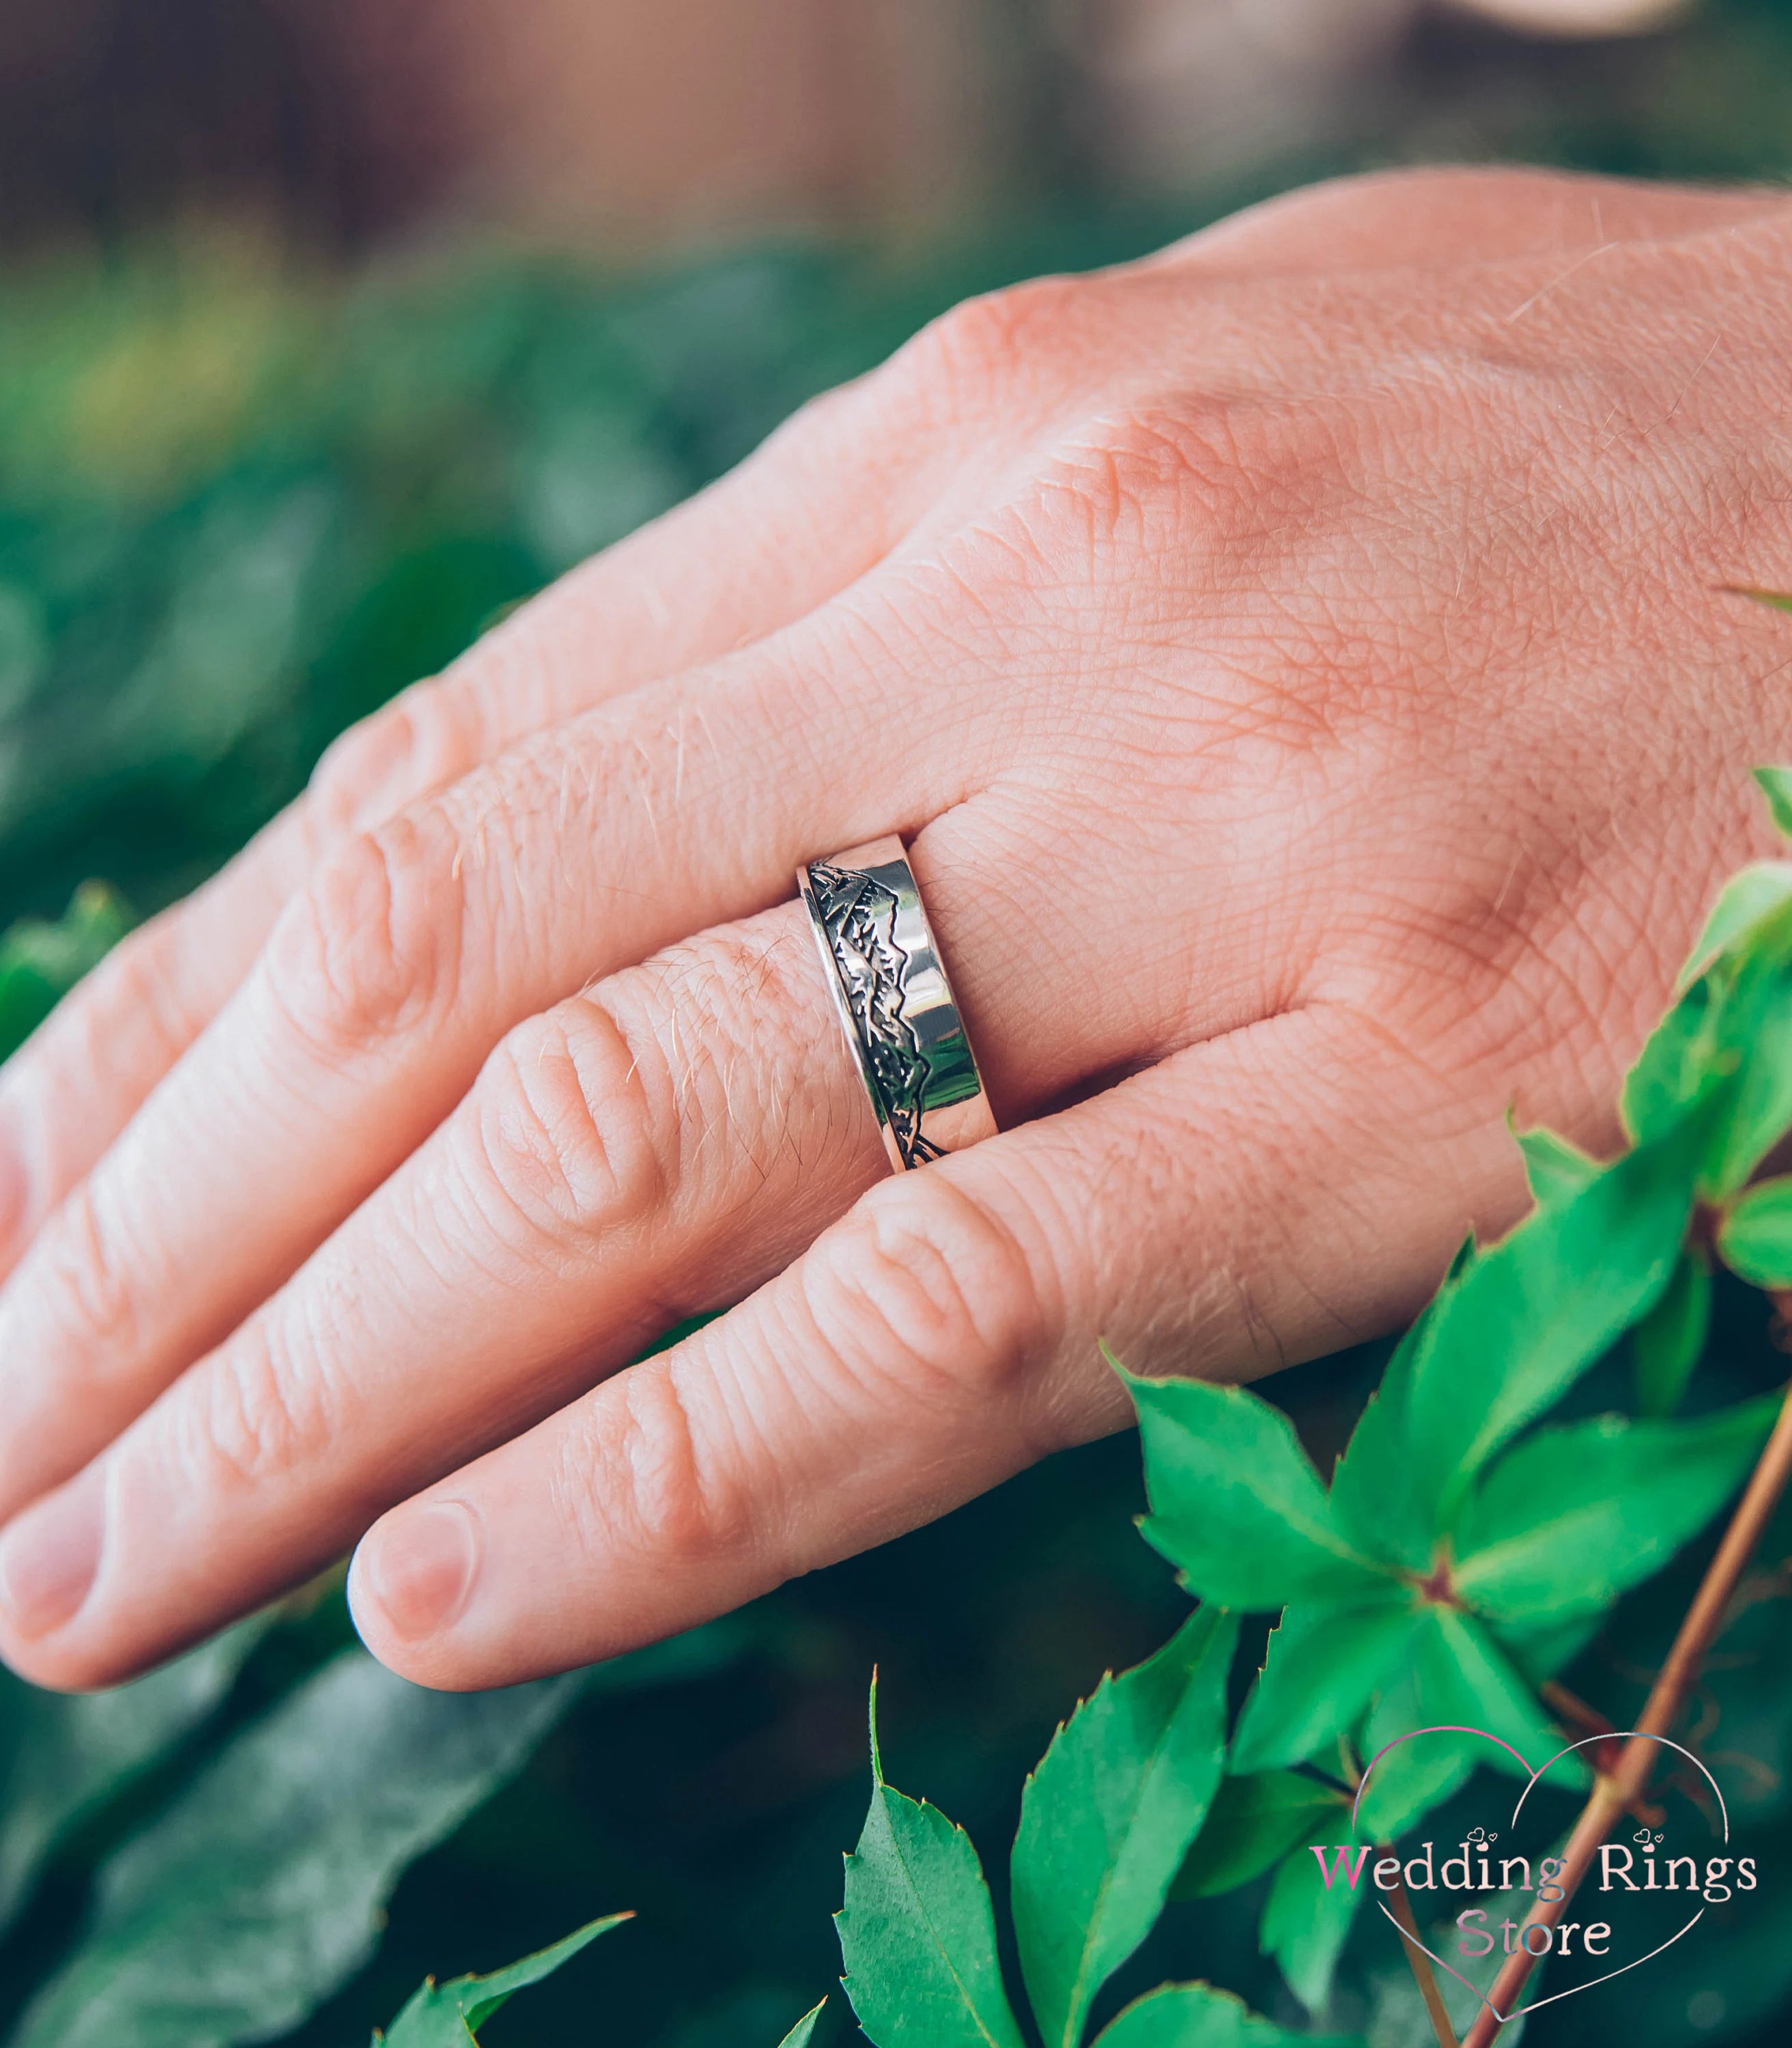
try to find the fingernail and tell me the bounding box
[0,1467,104,1640]
[356,1501,479,1640]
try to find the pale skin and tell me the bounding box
[1,165,1791,1694]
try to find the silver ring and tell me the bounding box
[797,835,997,1173]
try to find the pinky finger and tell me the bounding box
[348,1003,1511,1690]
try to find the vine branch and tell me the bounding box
[1339,1744,1460,2047]
[1386,1866,1462,2048]
[1460,1367,1792,2046]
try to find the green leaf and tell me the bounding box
[381,1915,630,2046]
[1352,1679,1480,1843]
[1626,898,1792,1195]
[1719,1175,1792,1288]
[1260,1838,1368,2016]
[836,1679,1025,2048]
[1409,1609,1584,1788]
[1229,1602,1419,1774]
[1513,1124,1599,1208]
[1623,969,1722,1154]
[1329,1240,1475,1574]
[1402,1101,1715,1530]
[1681,862,1792,988]
[1488,1610,1605,1689]
[1121,1356,1391,1607]
[1757,762,1792,836]
[776,2001,829,2048]
[0,1614,268,1935]
[1012,1607,1238,2048]
[1355,1651,1571,1837]
[1090,1980,1355,2048]
[13,1651,582,2048]
[0,881,130,1062]
[1171,1772,1348,1901]
[1632,1250,1712,1416]
[1452,1396,1778,1625]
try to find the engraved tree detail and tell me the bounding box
[810,861,943,1168]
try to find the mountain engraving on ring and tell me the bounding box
[808,859,943,1169]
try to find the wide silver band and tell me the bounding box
[797,835,997,1173]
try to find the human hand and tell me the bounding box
[2,165,1790,1692]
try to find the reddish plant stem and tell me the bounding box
[1339,1744,1459,2047]
[1460,1371,1792,2047]
[1386,1866,1462,2048]
[1537,1682,1627,1780]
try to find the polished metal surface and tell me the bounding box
[797,834,997,1172]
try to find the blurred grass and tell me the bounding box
[0,211,1197,936]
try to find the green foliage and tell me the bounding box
[837,1681,1026,2048]
[1397,1098,1718,1527]
[0,1612,743,2048]
[1720,1174,1792,1288]
[839,1672,1341,2048]
[1512,1122,1599,1206]
[1757,761,1792,835]
[0,1616,267,1933]
[1681,859,1792,987]
[1090,1982,1350,2048]
[1624,896,1792,1201]
[1451,1397,1780,1623]
[379,1915,631,2046]
[0,881,130,1060]
[1123,1366,1387,1606]
[1631,1249,1712,1417]
[1171,1775,1346,1903]
[1116,788,1792,2015]
[1352,1681,1480,1841]
[776,2000,829,2048]
[1229,1603,1415,1776]
[13,1653,584,2048]
[0,233,1094,938]
[1012,1608,1236,2048]
[1257,1846,1365,2019]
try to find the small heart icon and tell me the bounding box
[1348,1724,1731,2024]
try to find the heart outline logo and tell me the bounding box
[1348,1725,1731,2025]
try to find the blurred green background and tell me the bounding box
[9,2,1792,2045]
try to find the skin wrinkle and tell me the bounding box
[1123,1036,1363,1362]
[27,1180,150,1382]
[182,1314,328,1498]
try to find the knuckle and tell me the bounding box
[890,275,1090,416]
[178,1326,336,1492]
[307,683,479,838]
[1070,402,1249,530]
[261,817,457,1058]
[621,930,799,1176]
[76,915,205,1066]
[468,998,671,1249]
[32,1180,150,1362]
[556,1359,749,1570]
[801,1174,1046,1410]
[1012,401,1253,584]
